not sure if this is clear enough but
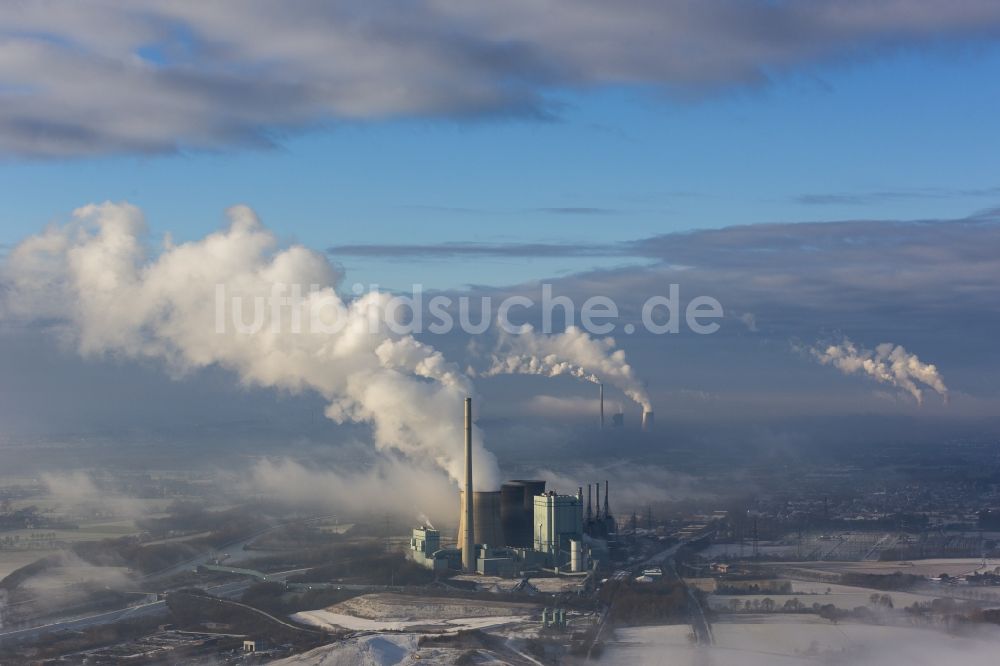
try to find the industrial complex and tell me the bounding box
[410,397,644,578]
[8,392,1000,663]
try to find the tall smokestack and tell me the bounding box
[462,397,475,572]
[599,383,605,429]
[596,481,601,521]
[586,484,593,523]
[642,409,654,432]
[604,479,610,518]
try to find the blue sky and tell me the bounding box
[2,1,1000,448]
[3,41,999,289]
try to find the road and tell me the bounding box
[140,528,276,582]
[0,570,302,645]
[636,536,715,646]
[0,598,167,645]
[0,515,335,646]
[141,514,336,582]
[664,557,713,645]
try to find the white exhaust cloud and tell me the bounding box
[248,457,458,526]
[484,325,652,411]
[812,337,948,404]
[1,201,500,490]
[39,471,151,520]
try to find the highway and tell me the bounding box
[664,556,714,645]
[0,598,167,645]
[0,516,332,646]
[634,535,715,646]
[0,570,304,645]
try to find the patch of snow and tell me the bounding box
[291,609,533,632]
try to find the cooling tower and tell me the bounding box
[500,480,546,547]
[513,480,546,510]
[459,490,504,548]
[500,482,528,547]
[642,410,655,432]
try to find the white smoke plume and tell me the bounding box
[484,325,652,411]
[812,337,948,405]
[248,457,458,526]
[417,514,435,530]
[1,202,500,489]
[39,471,149,520]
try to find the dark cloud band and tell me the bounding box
[5,1,1000,157]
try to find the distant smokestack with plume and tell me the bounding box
[641,410,654,432]
[485,325,652,412]
[0,202,502,489]
[811,337,948,404]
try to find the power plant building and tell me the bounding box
[411,525,440,554]
[409,526,459,572]
[410,397,624,576]
[533,491,583,565]
[569,538,587,573]
[474,544,520,577]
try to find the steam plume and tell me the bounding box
[812,337,948,404]
[1,202,500,489]
[248,458,457,523]
[485,325,652,411]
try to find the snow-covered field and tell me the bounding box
[272,634,425,666]
[698,543,798,559]
[278,594,544,666]
[325,592,536,620]
[708,579,949,612]
[291,592,538,633]
[794,558,1000,578]
[292,609,533,632]
[273,631,538,666]
[601,616,1000,665]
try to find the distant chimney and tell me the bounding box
[641,410,654,432]
[586,484,593,523]
[604,479,610,519]
[595,481,601,521]
[599,383,605,429]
